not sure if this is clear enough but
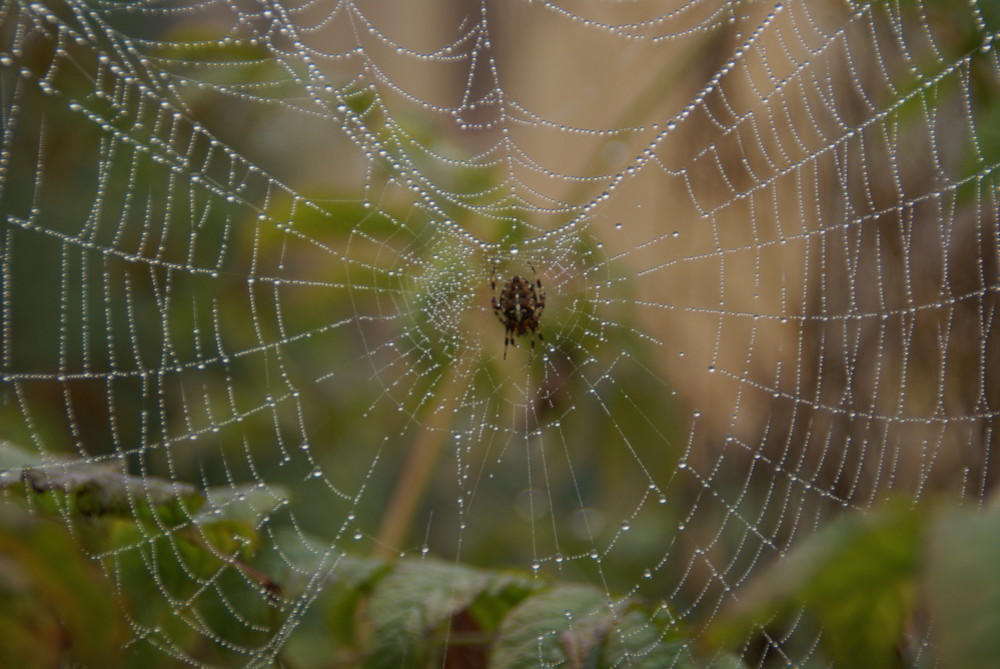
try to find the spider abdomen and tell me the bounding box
[490,267,546,359]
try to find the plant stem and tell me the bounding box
[373,357,469,558]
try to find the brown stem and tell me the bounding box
[373,358,469,558]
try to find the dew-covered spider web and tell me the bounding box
[2,0,999,666]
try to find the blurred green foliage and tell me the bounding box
[8,429,1000,668]
[0,443,716,669]
[0,503,127,669]
[0,440,704,668]
[706,496,1000,668]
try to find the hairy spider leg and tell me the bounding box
[491,294,511,359]
[490,268,514,359]
[529,264,546,319]
[528,266,545,354]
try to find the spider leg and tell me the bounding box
[530,326,545,359]
[529,265,544,296]
[527,270,545,319]
[491,297,507,325]
[504,329,516,359]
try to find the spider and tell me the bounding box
[491,264,545,359]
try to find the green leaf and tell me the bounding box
[365,558,535,669]
[491,585,607,668]
[277,535,394,667]
[194,483,290,554]
[601,608,699,669]
[200,482,290,524]
[0,440,42,472]
[0,503,127,668]
[324,552,393,647]
[925,502,1000,667]
[491,584,657,669]
[1,439,203,522]
[707,502,923,669]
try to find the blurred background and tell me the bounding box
[1,0,999,666]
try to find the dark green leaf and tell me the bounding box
[0,503,127,668]
[18,462,201,519]
[365,558,534,669]
[491,584,615,669]
[707,502,923,669]
[925,502,1000,667]
[194,483,290,554]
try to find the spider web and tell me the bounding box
[1,0,999,665]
